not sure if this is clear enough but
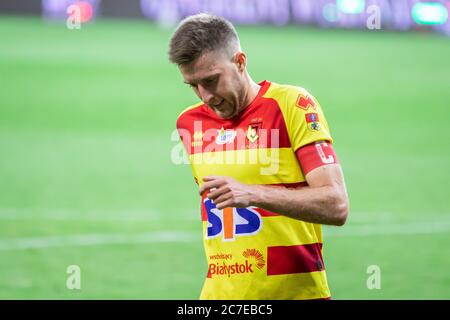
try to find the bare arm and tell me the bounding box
[199,164,349,226]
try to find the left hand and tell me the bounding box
[199,176,255,210]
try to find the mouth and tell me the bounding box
[210,100,236,119]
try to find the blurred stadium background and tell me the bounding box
[0,0,449,299]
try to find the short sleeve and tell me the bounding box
[283,87,333,152]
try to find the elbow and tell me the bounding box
[331,193,349,226]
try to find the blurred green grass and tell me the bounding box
[0,16,449,299]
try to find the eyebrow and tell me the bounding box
[184,73,220,85]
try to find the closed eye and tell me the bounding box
[202,77,218,87]
[184,74,219,89]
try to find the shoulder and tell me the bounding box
[265,82,319,111]
[176,102,205,129]
[265,82,332,148]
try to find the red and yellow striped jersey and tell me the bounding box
[176,81,333,300]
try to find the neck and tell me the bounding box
[239,74,261,112]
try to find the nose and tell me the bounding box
[197,84,215,105]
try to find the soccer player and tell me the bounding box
[168,13,349,300]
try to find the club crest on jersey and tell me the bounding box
[204,198,262,241]
[215,127,236,145]
[246,125,259,143]
[305,113,321,131]
[296,93,316,111]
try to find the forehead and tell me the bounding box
[179,51,230,83]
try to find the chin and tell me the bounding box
[222,112,237,120]
[214,109,233,119]
[213,104,238,119]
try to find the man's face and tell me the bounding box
[179,50,246,119]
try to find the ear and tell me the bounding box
[234,52,247,72]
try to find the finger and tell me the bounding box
[216,198,234,210]
[199,181,218,195]
[212,192,233,206]
[199,179,226,195]
[203,175,222,182]
[207,185,230,200]
[199,180,216,195]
